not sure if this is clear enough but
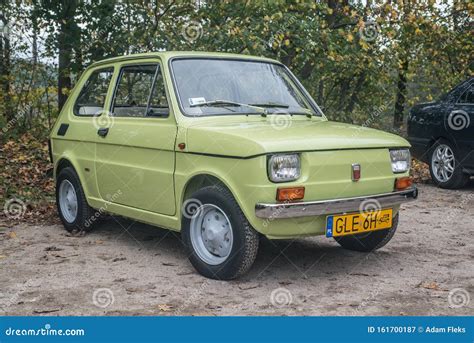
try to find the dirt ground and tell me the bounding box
[1,183,473,316]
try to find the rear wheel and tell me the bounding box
[182,185,259,280]
[334,214,399,252]
[56,167,96,232]
[429,139,469,189]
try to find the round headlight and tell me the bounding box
[267,154,301,182]
[390,149,410,173]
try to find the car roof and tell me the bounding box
[89,51,280,68]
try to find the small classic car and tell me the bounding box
[408,77,473,189]
[50,52,417,280]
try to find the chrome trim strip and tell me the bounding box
[255,187,418,219]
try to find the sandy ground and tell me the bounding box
[1,183,473,316]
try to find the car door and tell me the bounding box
[448,82,474,169]
[94,60,177,215]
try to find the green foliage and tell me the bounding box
[0,0,472,139]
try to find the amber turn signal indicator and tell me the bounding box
[276,187,305,202]
[395,176,413,190]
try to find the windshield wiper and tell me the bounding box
[251,102,314,117]
[249,102,289,108]
[190,100,268,116]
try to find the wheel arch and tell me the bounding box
[55,158,75,178]
[181,173,231,205]
[54,157,95,204]
[179,173,247,224]
[428,135,452,149]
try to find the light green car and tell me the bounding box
[50,51,418,280]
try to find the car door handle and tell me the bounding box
[97,128,109,137]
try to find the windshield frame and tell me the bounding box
[168,56,324,118]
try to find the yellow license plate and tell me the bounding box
[326,209,393,237]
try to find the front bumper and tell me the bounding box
[255,187,418,219]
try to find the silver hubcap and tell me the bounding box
[59,180,78,223]
[190,204,233,265]
[431,144,455,182]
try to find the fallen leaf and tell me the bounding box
[157,304,173,312]
[417,281,441,290]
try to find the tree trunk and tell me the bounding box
[346,72,366,114]
[393,0,411,129]
[57,0,78,111]
[394,58,408,128]
[0,13,14,122]
[32,1,38,66]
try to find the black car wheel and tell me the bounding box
[181,185,259,280]
[56,167,97,232]
[334,214,399,252]
[429,139,469,189]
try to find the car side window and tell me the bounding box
[458,85,474,104]
[111,64,169,117]
[74,68,114,116]
[148,69,169,117]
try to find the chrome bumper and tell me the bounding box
[255,187,418,219]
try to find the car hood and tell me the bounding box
[184,117,410,157]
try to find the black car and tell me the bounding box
[408,77,473,189]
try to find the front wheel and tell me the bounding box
[181,185,259,280]
[429,139,469,189]
[334,214,399,252]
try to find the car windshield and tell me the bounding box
[171,58,320,116]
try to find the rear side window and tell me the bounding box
[111,64,169,117]
[458,85,474,104]
[74,68,114,116]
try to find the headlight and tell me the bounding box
[268,154,301,182]
[390,149,410,173]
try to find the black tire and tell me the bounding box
[334,214,399,252]
[56,167,96,233]
[181,185,259,280]
[429,139,469,189]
